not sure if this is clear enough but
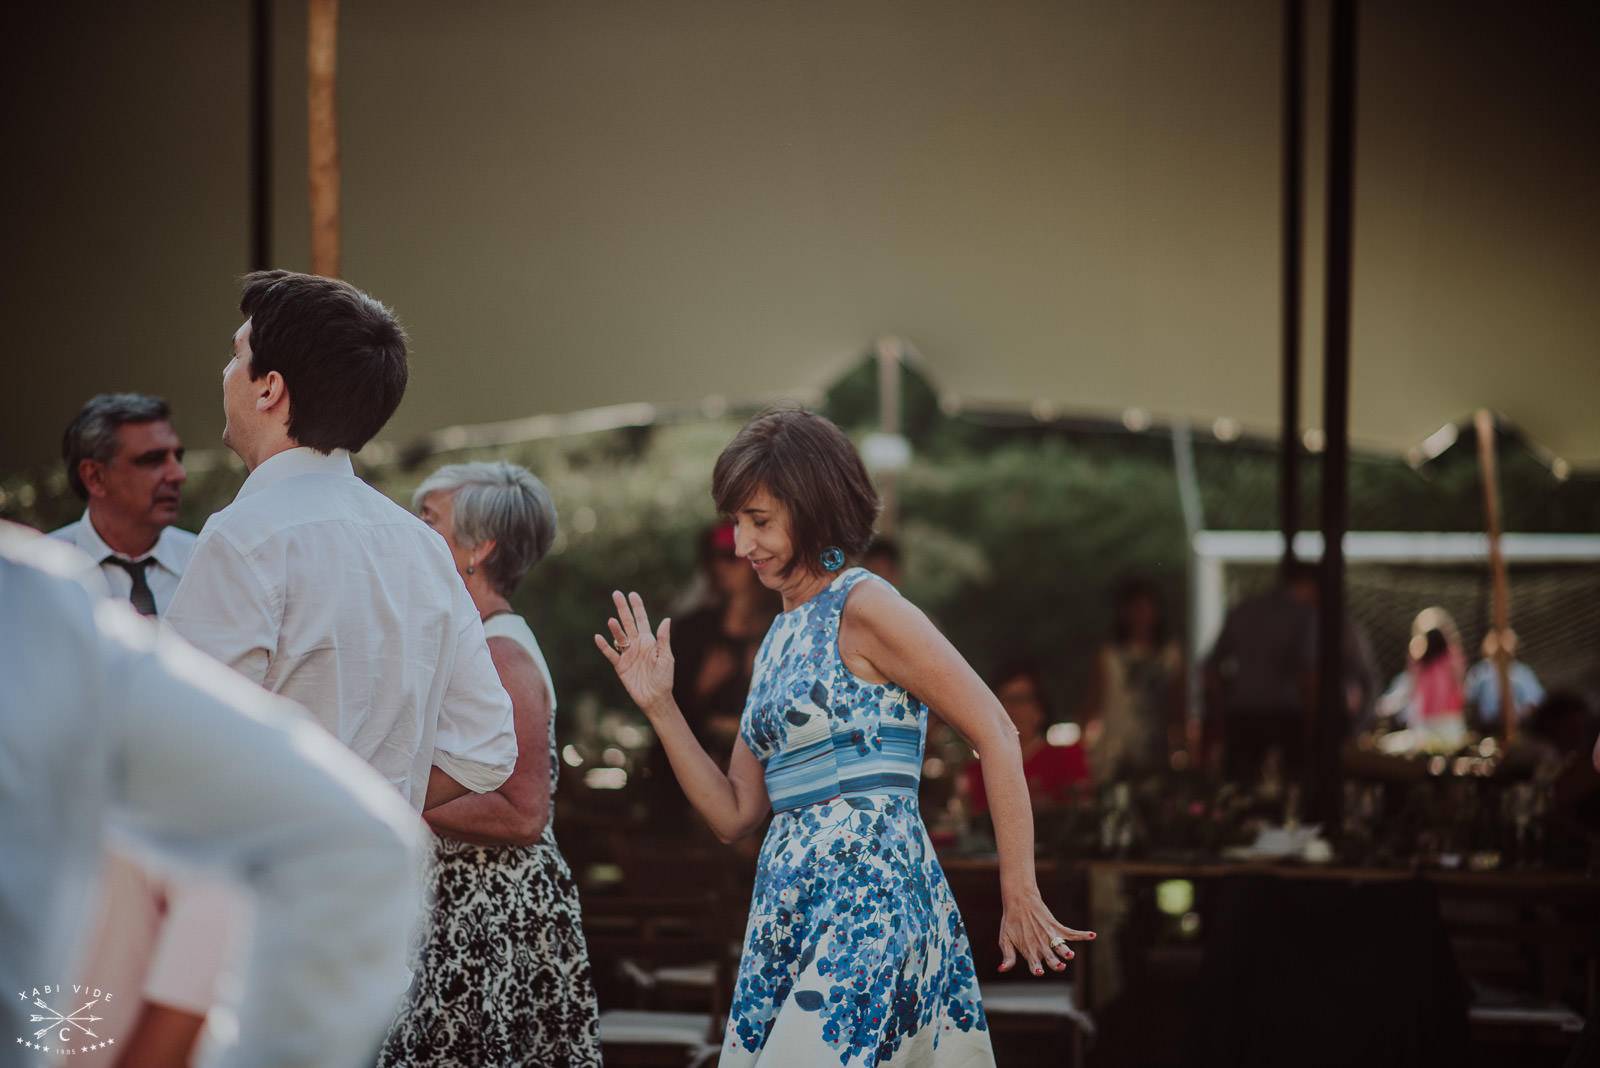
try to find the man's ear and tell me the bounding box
[78,459,109,500]
[257,370,289,416]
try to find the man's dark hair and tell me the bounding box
[62,393,172,500]
[712,408,880,580]
[239,270,408,453]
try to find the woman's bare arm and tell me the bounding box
[425,637,552,847]
[838,578,1093,976]
[597,591,770,842]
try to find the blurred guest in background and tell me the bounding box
[384,462,600,1067]
[1081,577,1185,780]
[648,523,781,832]
[1203,562,1318,782]
[52,392,193,617]
[1,522,422,1068]
[1378,607,1468,749]
[667,522,780,768]
[965,661,1090,814]
[861,533,903,586]
[1463,628,1545,732]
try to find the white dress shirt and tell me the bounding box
[0,523,423,1068]
[50,511,197,616]
[165,447,516,809]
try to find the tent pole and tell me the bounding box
[876,337,903,536]
[1279,0,1305,577]
[250,0,273,271]
[308,0,340,278]
[1312,0,1356,830]
[1475,409,1517,743]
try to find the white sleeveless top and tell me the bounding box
[483,613,557,712]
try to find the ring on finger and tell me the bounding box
[613,638,631,652]
[1049,936,1069,949]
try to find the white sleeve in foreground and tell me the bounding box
[102,605,423,1068]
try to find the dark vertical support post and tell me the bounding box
[250,0,273,271]
[1280,0,1304,574]
[1314,0,1357,829]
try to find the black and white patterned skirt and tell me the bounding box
[380,835,602,1067]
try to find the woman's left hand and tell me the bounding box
[997,890,1095,977]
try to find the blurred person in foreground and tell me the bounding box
[964,661,1091,814]
[0,522,422,1068]
[1081,577,1186,781]
[597,408,1093,1067]
[381,462,601,1068]
[52,392,193,616]
[128,271,516,1059]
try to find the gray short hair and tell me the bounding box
[62,393,173,500]
[413,461,558,598]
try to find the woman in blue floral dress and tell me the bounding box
[599,409,1093,1066]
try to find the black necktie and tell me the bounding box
[104,556,158,616]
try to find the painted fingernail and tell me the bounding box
[1033,967,1043,976]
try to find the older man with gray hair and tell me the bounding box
[52,392,194,616]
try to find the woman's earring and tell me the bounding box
[466,564,476,575]
[819,546,845,572]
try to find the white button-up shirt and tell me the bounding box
[0,523,423,1068]
[165,447,516,809]
[49,511,197,616]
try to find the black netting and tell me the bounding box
[1220,560,1600,709]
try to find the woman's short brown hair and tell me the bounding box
[712,409,880,579]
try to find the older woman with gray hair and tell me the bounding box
[381,461,601,1068]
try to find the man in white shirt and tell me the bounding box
[0,522,423,1068]
[146,270,516,1062]
[166,269,517,806]
[50,393,196,616]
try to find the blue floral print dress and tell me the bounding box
[724,568,994,1067]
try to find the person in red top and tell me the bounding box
[965,662,1091,813]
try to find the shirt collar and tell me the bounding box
[77,510,183,572]
[235,447,355,502]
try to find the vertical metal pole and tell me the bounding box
[876,337,902,535]
[250,0,273,271]
[1474,410,1518,742]
[1314,0,1357,829]
[1280,0,1304,577]
[307,0,340,278]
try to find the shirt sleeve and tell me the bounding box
[100,603,423,1068]
[164,530,278,686]
[430,584,518,793]
[141,873,248,1014]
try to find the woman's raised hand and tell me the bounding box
[595,591,675,719]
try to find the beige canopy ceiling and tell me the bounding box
[3,1,1597,472]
